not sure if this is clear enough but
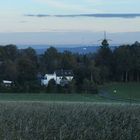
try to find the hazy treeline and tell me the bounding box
[0,41,140,93]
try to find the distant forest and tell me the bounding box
[0,41,140,93]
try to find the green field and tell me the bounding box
[0,93,107,102]
[0,82,140,103]
[102,82,140,101]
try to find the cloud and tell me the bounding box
[34,0,98,13]
[25,13,140,18]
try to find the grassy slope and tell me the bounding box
[102,82,140,100]
[0,93,107,102]
[0,82,139,102]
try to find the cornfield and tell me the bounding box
[0,102,140,140]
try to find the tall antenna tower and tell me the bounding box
[98,31,112,47]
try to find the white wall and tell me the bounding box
[41,73,56,86]
[41,74,74,86]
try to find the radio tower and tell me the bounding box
[99,31,111,47]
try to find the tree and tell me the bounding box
[3,44,18,61]
[20,47,38,62]
[131,42,140,81]
[88,60,101,83]
[95,45,113,82]
[0,45,18,82]
[61,51,77,69]
[17,57,37,84]
[47,79,57,93]
[82,78,98,94]
[42,47,61,73]
[114,45,132,82]
[2,60,18,81]
[66,79,76,93]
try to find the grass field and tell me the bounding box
[0,82,139,103]
[102,82,140,101]
[0,93,108,102]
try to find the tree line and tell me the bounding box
[0,41,140,93]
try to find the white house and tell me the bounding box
[41,70,74,86]
[2,80,13,87]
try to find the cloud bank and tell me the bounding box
[25,13,140,18]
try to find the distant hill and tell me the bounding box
[18,44,117,54]
[36,46,100,54]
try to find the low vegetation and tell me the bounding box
[0,93,104,102]
[102,82,140,100]
[0,102,140,140]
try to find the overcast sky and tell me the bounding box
[0,0,140,45]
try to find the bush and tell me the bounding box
[47,79,57,93]
[83,79,98,94]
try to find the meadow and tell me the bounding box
[0,82,140,103]
[102,82,140,101]
[0,102,140,140]
[0,93,106,102]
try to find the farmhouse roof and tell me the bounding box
[55,70,74,77]
[3,80,12,84]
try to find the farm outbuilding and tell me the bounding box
[2,80,13,87]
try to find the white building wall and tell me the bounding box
[56,76,62,85]
[41,73,56,86]
[41,73,74,86]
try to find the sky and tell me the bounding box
[0,0,140,45]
